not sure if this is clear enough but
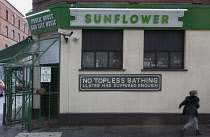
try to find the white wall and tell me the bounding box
[60,29,210,114]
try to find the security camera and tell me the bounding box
[58,31,73,36]
[58,29,73,36]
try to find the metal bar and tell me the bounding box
[32,36,59,43]
[22,91,32,130]
[0,57,13,62]
[3,68,7,125]
[58,35,61,122]
[23,9,50,19]
[48,82,51,120]
[12,106,22,121]
[8,69,13,126]
[14,70,17,121]
[6,42,35,66]
[26,66,33,130]
[22,68,25,129]
[27,107,32,131]
[22,93,24,130]
[33,65,60,68]
[5,69,9,125]
[2,103,6,124]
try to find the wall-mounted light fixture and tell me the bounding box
[27,36,33,42]
[72,36,80,41]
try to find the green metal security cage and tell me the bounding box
[1,36,60,131]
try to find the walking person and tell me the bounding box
[179,90,202,136]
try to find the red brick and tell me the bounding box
[0,0,30,50]
[33,0,210,11]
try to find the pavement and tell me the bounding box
[0,124,210,137]
[1,94,210,137]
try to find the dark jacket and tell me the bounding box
[179,96,200,117]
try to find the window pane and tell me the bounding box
[6,10,8,21]
[170,52,183,68]
[5,26,8,36]
[12,30,14,39]
[109,52,122,68]
[144,52,156,68]
[157,52,169,68]
[18,20,20,28]
[96,52,108,68]
[18,33,20,41]
[12,15,15,25]
[82,52,94,68]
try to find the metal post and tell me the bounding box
[48,82,51,120]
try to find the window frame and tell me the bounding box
[81,29,123,70]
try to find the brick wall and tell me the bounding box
[33,0,210,11]
[0,0,30,50]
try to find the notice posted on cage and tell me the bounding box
[41,67,51,82]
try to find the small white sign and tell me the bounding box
[30,13,57,31]
[41,67,51,82]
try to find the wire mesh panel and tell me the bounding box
[29,65,60,130]
[3,68,27,127]
[3,36,60,131]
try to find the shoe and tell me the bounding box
[180,129,185,137]
[196,130,203,135]
[0,94,3,97]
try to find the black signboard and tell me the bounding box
[79,74,162,91]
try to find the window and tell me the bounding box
[144,30,184,69]
[5,26,8,36]
[6,10,8,21]
[5,44,8,48]
[23,24,25,32]
[18,33,20,41]
[82,29,123,69]
[12,30,15,39]
[18,20,20,28]
[12,15,15,25]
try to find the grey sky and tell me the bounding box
[7,0,32,15]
